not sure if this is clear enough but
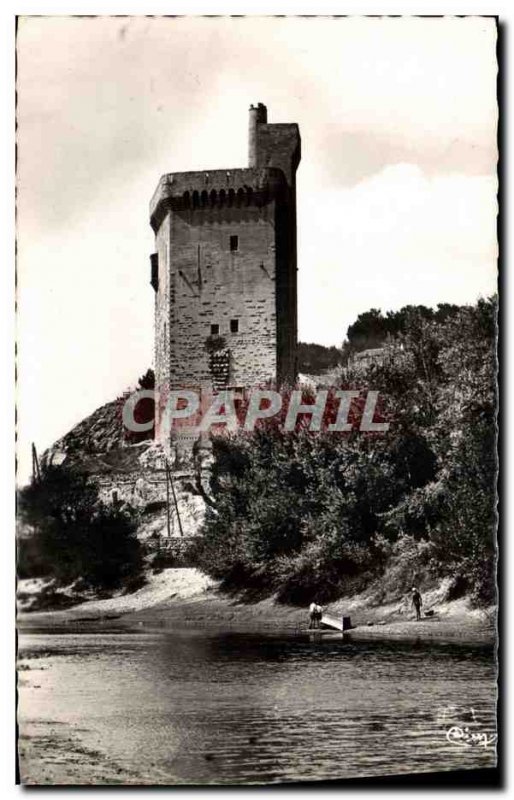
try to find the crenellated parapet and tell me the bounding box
[150,167,287,232]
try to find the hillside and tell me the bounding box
[46,397,130,463]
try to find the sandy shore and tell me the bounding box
[17,568,496,644]
[18,720,146,786]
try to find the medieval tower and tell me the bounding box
[149,103,301,444]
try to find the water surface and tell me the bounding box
[18,628,497,784]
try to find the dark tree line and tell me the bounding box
[342,303,462,360]
[297,342,343,374]
[298,305,463,374]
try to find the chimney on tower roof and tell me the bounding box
[248,103,268,167]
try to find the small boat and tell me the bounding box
[321,613,353,631]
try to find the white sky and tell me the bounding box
[16,15,498,483]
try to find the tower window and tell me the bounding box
[210,323,220,336]
[230,235,239,252]
[230,319,239,334]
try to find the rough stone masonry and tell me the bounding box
[149,103,301,450]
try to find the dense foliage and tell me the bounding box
[196,298,497,606]
[17,464,144,590]
[341,303,461,361]
[297,342,343,374]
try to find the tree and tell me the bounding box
[297,342,343,374]
[342,303,462,361]
[17,464,144,591]
[124,368,156,443]
[138,368,155,390]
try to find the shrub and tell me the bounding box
[17,464,145,591]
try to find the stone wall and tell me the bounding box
[255,123,301,186]
[95,467,206,540]
[168,197,278,387]
[154,213,171,405]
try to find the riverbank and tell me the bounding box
[17,568,496,644]
[17,568,497,784]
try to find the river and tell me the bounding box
[17,627,497,785]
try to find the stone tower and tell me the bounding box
[149,103,301,443]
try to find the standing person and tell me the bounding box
[411,587,423,620]
[309,600,323,629]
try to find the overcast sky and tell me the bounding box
[16,15,498,483]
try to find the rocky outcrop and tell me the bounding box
[44,393,208,541]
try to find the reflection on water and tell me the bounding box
[18,628,497,784]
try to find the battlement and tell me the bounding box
[150,166,287,232]
[151,105,300,232]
